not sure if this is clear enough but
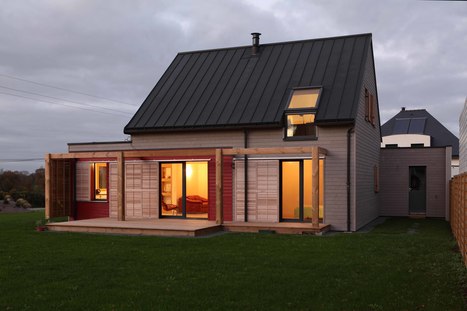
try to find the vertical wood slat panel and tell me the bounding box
[450,172,467,266]
[75,162,91,201]
[234,159,279,222]
[124,161,159,219]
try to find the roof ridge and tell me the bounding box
[177,33,372,56]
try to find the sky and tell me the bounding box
[0,0,466,172]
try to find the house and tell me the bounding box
[381,108,459,176]
[45,32,381,234]
[460,98,467,174]
[379,108,453,219]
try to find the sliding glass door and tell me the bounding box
[280,159,324,222]
[160,162,208,219]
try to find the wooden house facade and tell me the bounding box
[46,33,381,233]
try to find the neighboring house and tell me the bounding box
[460,98,467,174]
[381,108,459,176]
[379,108,453,219]
[45,33,381,232]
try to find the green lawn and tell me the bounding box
[0,212,465,310]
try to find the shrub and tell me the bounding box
[3,194,12,204]
[15,198,31,209]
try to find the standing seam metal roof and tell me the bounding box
[124,33,372,133]
[381,109,459,156]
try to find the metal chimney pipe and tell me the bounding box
[251,32,261,55]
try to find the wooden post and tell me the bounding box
[312,146,319,228]
[45,153,51,220]
[216,149,223,225]
[117,152,125,221]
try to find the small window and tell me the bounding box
[411,143,424,148]
[364,88,377,127]
[284,88,320,140]
[93,163,108,200]
[385,144,398,148]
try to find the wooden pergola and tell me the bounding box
[45,146,327,228]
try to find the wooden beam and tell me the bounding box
[45,153,51,220]
[222,146,328,156]
[215,149,223,225]
[50,152,118,159]
[117,152,125,221]
[49,148,218,160]
[312,146,320,228]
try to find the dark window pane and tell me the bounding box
[393,118,410,134]
[408,118,426,134]
[286,114,316,138]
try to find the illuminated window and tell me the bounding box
[93,163,108,200]
[285,88,320,139]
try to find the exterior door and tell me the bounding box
[160,162,209,219]
[409,166,426,214]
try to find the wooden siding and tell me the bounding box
[109,163,118,218]
[460,99,467,174]
[131,130,244,149]
[124,162,158,219]
[69,142,133,153]
[234,160,279,222]
[353,45,380,231]
[450,173,467,266]
[75,161,91,201]
[380,148,450,218]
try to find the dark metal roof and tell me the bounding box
[124,33,373,134]
[381,109,459,156]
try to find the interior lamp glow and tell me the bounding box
[186,164,193,178]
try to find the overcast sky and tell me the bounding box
[0,0,466,172]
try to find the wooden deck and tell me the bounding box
[46,218,221,237]
[46,218,331,237]
[223,221,331,235]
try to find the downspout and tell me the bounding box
[347,127,354,232]
[244,129,249,222]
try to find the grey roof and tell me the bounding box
[381,109,459,156]
[124,33,373,134]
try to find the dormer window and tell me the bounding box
[284,88,320,140]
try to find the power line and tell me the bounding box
[0,84,133,115]
[0,73,137,107]
[0,91,130,118]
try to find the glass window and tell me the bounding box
[284,88,320,139]
[393,118,410,134]
[286,114,316,138]
[408,118,426,134]
[287,88,320,109]
[94,163,108,200]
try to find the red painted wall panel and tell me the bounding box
[76,201,109,220]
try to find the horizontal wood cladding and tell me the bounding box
[234,160,279,223]
[124,162,159,219]
[460,100,467,173]
[380,148,449,218]
[354,47,380,231]
[131,130,244,149]
[75,162,91,201]
[68,142,133,153]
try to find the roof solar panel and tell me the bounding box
[393,118,410,134]
[408,118,426,134]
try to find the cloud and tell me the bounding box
[0,0,465,172]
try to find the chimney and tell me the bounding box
[251,32,261,55]
[401,107,406,111]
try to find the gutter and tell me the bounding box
[347,127,354,232]
[244,129,249,222]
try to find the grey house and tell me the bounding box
[380,108,454,218]
[46,33,381,233]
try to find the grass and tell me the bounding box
[0,212,465,310]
